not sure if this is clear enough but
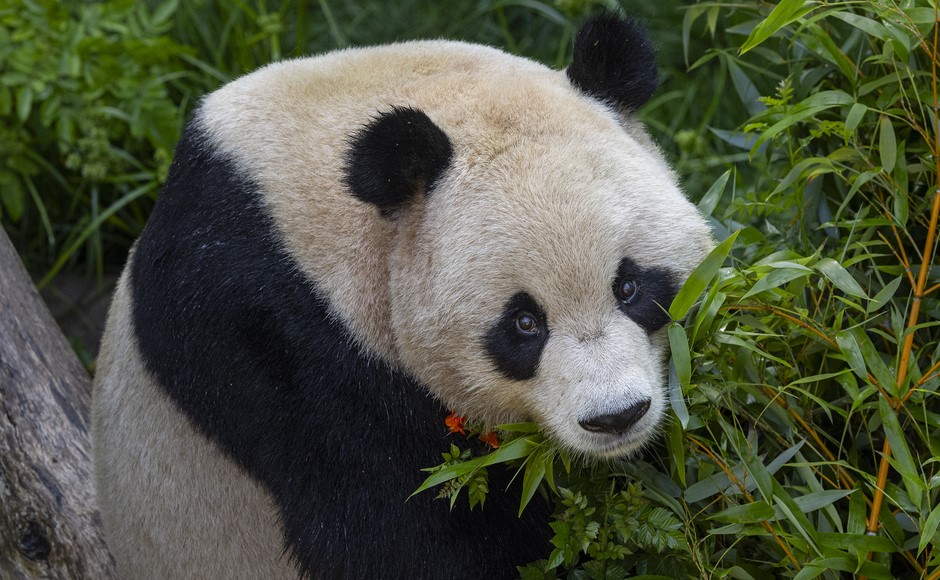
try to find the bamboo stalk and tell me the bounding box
[863,0,940,563]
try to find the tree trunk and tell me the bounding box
[0,227,115,578]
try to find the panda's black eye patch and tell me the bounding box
[485,292,549,381]
[613,257,678,334]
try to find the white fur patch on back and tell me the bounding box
[92,269,296,579]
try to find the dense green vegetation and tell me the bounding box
[2,0,938,578]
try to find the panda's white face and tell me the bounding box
[388,103,712,457]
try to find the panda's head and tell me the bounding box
[344,15,713,458]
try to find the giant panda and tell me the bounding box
[92,13,713,580]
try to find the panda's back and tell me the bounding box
[93,271,296,578]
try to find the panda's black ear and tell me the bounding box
[344,106,453,216]
[566,13,659,112]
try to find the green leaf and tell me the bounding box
[740,0,813,54]
[814,257,867,298]
[414,455,486,495]
[519,449,547,516]
[788,489,855,514]
[834,327,895,394]
[665,415,686,486]
[668,359,689,429]
[151,0,180,26]
[15,85,33,123]
[0,174,25,223]
[868,277,902,314]
[879,398,923,509]
[668,323,691,389]
[709,501,776,524]
[835,330,869,381]
[771,157,834,196]
[669,230,739,320]
[773,484,822,556]
[844,102,867,134]
[697,168,731,217]
[816,532,895,553]
[753,90,854,149]
[893,182,908,227]
[852,328,896,396]
[831,12,889,41]
[795,557,892,580]
[412,436,535,497]
[836,170,879,220]
[919,502,940,555]
[692,286,726,345]
[726,58,764,115]
[847,487,867,535]
[742,267,811,299]
[878,115,896,174]
[37,182,158,289]
[684,465,741,503]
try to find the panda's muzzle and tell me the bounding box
[578,399,651,435]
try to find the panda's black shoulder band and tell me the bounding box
[344,106,453,215]
[566,13,659,112]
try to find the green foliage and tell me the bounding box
[0,0,201,280]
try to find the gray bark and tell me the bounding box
[0,227,115,579]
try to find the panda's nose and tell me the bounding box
[579,399,651,434]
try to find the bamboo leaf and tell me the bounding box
[726,58,765,115]
[740,0,813,54]
[669,230,739,320]
[773,483,822,556]
[519,449,546,516]
[844,102,867,134]
[919,502,940,555]
[816,532,895,553]
[787,489,855,514]
[668,359,689,429]
[851,328,896,396]
[835,330,868,381]
[666,416,686,486]
[830,12,889,40]
[742,267,811,299]
[879,398,923,509]
[669,323,691,388]
[412,437,534,496]
[814,257,867,298]
[753,90,854,150]
[698,169,731,217]
[709,501,776,523]
[867,277,902,314]
[795,556,892,580]
[879,115,896,174]
[15,85,33,123]
[151,0,180,26]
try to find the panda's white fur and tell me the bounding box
[93,272,295,577]
[93,15,712,579]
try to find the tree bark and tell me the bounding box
[0,227,115,578]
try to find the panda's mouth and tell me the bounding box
[554,422,656,459]
[586,430,653,458]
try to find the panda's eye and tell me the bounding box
[514,311,539,336]
[617,278,639,304]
